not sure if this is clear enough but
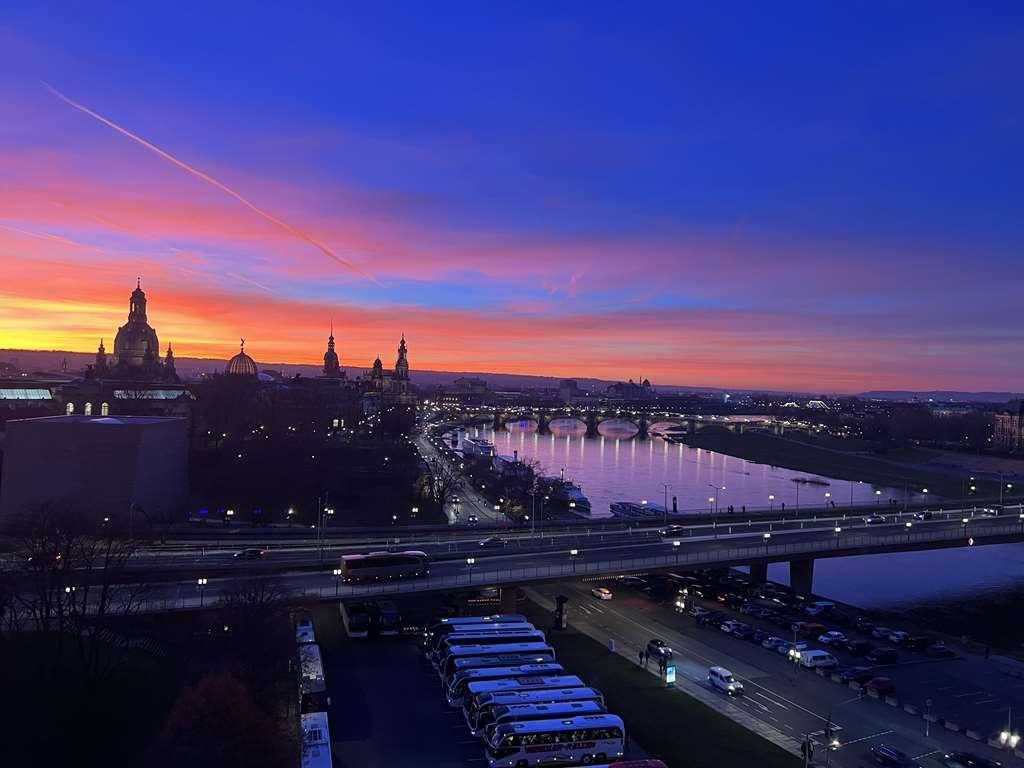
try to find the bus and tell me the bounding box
[424,614,529,646]
[482,700,607,742]
[484,714,626,767]
[464,676,585,725]
[340,550,429,583]
[444,652,557,690]
[300,711,333,768]
[298,643,329,713]
[340,601,372,638]
[426,623,536,659]
[469,687,605,736]
[438,642,555,680]
[446,663,565,706]
[295,616,316,645]
[372,600,401,636]
[432,628,544,666]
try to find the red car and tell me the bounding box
[866,676,896,696]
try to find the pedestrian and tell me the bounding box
[742,505,746,514]
[643,650,649,668]
[781,502,786,512]
[637,649,644,666]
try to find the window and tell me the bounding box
[66,402,74,415]
[101,402,109,416]
[84,402,92,415]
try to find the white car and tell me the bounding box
[708,666,744,696]
[818,631,845,645]
[591,587,613,600]
[888,630,910,644]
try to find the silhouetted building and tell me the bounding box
[994,402,1023,452]
[225,339,258,377]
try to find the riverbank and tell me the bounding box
[679,431,966,497]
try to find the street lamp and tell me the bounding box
[768,494,775,514]
[834,526,841,544]
[569,548,579,574]
[392,514,398,525]
[197,577,208,608]
[905,521,913,542]
[466,557,475,582]
[333,568,342,596]
[708,496,715,515]
[875,489,882,505]
[411,506,419,518]
[763,532,771,552]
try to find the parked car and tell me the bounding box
[689,606,710,619]
[647,638,673,661]
[698,611,728,627]
[708,666,744,696]
[792,622,827,638]
[818,631,846,646]
[720,620,742,634]
[800,649,839,669]
[866,647,899,664]
[837,639,875,657]
[753,608,778,620]
[863,514,887,524]
[739,602,761,615]
[803,600,836,616]
[853,616,876,632]
[870,743,921,767]
[942,751,1003,768]
[926,642,957,659]
[615,575,648,589]
[871,626,894,639]
[750,629,769,645]
[777,641,808,656]
[830,609,853,627]
[732,625,755,641]
[762,636,786,651]
[888,630,910,645]
[591,587,613,600]
[865,677,896,696]
[839,666,874,684]
[903,635,932,651]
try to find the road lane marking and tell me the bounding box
[752,691,791,710]
[953,690,988,698]
[838,729,892,746]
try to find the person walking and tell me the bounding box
[638,649,644,666]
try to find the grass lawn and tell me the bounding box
[522,601,799,768]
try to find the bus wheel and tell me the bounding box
[581,757,594,765]
[515,761,529,768]
[596,755,607,763]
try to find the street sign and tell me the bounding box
[665,664,676,685]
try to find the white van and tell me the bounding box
[708,666,744,696]
[799,649,838,669]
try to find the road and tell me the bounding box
[414,434,505,524]
[529,578,1021,767]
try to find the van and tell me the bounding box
[708,666,744,696]
[803,601,835,616]
[799,650,838,669]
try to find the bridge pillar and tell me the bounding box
[500,586,518,614]
[749,561,768,585]
[637,417,648,439]
[493,413,503,431]
[789,559,815,597]
[537,412,550,435]
[586,414,600,438]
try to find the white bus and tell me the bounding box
[300,711,333,768]
[426,623,536,658]
[298,643,330,713]
[484,714,626,767]
[433,629,546,667]
[424,614,528,647]
[444,652,557,690]
[446,663,566,706]
[372,600,401,636]
[464,676,585,725]
[469,687,605,736]
[438,642,555,680]
[295,616,316,645]
[340,601,372,638]
[340,550,429,583]
[482,700,607,742]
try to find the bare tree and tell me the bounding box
[424,456,462,508]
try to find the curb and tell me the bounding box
[884,696,899,707]
[944,720,960,733]
[903,704,919,715]
[965,729,983,741]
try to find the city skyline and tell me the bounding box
[2,4,1023,392]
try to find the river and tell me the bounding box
[465,419,1024,613]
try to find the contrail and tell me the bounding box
[43,82,379,285]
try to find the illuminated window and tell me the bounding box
[66,402,75,415]
[101,402,109,416]
[84,402,93,415]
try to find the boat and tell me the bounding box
[609,501,668,519]
[462,437,496,458]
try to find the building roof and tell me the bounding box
[226,340,258,377]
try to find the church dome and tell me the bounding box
[226,340,258,377]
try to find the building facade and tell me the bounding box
[993,402,1023,452]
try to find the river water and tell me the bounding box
[467,419,1024,611]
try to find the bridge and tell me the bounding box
[97,507,1023,613]
[429,403,784,439]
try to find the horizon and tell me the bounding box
[2,4,1023,392]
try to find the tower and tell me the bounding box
[95,339,108,377]
[394,334,409,381]
[163,342,177,381]
[113,278,160,372]
[322,322,342,378]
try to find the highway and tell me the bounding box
[530,578,1020,767]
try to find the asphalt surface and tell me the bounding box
[530,578,1021,767]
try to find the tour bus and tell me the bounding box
[469,687,605,736]
[433,630,547,669]
[484,714,626,768]
[446,663,566,706]
[372,600,402,636]
[300,711,333,768]
[444,652,557,690]
[295,616,316,645]
[464,676,585,725]
[438,642,556,680]
[339,550,429,583]
[340,601,373,638]
[426,623,537,659]
[482,700,607,742]
[298,643,330,713]
[424,614,529,647]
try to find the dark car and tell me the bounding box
[926,642,957,659]
[751,629,769,645]
[698,611,728,627]
[863,514,887,525]
[616,575,648,589]
[837,639,874,657]
[478,537,508,548]
[839,666,874,684]
[903,635,932,651]
[659,525,687,537]
[912,510,934,521]
[830,609,853,627]
[732,625,755,641]
[942,752,1003,768]
[853,616,876,633]
[233,548,267,560]
[647,638,673,661]
[866,647,899,664]
[870,743,920,767]
[865,676,896,696]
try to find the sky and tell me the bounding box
[0,2,1022,393]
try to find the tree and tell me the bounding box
[154,671,295,768]
[216,577,294,700]
[424,456,462,508]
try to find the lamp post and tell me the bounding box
[708,496,715,516]
[769,494,775,514]
[569,548,579,574]
[763,532,771,552]
[824,491,831,512]
[411,506,419,519]
[708,484,724,514]
[662,483,671,523]
[962,517,969,538]
[905,521,913,542]
[333,568,342,596]
[197,577,208,608]
[466,557,475,583]
[834,526,841,544]
[875,489,882,505]
[999,706,1020,751]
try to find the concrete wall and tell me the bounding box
[0,415,187,524]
